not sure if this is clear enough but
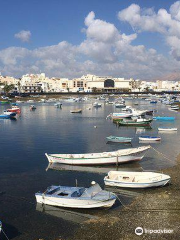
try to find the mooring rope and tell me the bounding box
[151,146,173,163]
[1,229,10,240]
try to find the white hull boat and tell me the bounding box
[45,146,150,165]
[111,112,132,119]
[35,183,116,209]
[93,102,102,108]
[104,171,171,188]
[158,128,177,132]
[139,136,161,141]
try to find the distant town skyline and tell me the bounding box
[1,0,180,80]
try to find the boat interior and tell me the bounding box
[107,172,165,183]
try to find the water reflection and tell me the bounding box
[36,203,98,224]
[46,162,143,174]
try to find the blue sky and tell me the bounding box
[0,0,174,49]
[0,0,180,79]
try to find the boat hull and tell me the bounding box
[119,122,151,126]
[35,194,116,209]
[139,137,161,141]
[45,153,146,165]
[158,128,177,131]
[153,117,175,121]
[104,178,170,188]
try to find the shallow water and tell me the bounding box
[0,98,179,239]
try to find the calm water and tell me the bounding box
[0,98,180,239]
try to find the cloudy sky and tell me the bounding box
[1,0,180,80]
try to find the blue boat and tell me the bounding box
[106,136,132,143]
[139,136,161,141]
[153,116,175,121]
[0,112,16,119]
[150,100,157,104]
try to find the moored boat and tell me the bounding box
[30,105,36,110]
[7,106,21,113]
[54,103,62,108]
[118,119,152,126]
[110,112,133,119]
[150,100,157,104]
[115,103,126,108]
[104,171,171,188]
[106,136,132,143]
[139,136,161,141]
[0,101,10,104]
[93,102,102,108]
[1,112,16,119]
[35,182,116,209]
[70,109,82,113]
[158,128,177,132]
[153,116,175,121]
[45,145,150,165]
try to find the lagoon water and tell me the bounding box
[0,98,180,239]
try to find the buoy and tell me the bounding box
[94,126,97,128]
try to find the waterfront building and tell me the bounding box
[69,74,134,92]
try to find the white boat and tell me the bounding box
[45,145,150,165]
[35,182,116,209]
[158,128,177,132]
[128,108,147,117]
[54,102,62,108]
[115,103,126,108]
[170,105,179,110]
[139,136,161,141]
[93,102,102,108]
[111,112,132,119]
[104,171,171,188]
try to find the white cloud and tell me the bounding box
[14,30,31,42]
[118,1,180,60]
[1,8,180,80]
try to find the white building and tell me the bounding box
[69,74,133,92]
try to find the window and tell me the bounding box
[77,81,83,87]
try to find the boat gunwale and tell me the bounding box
[46,146,150,160]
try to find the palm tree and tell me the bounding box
[17,81,21,94]
[4,84,15,96]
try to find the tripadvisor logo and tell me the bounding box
[135,227,143,235]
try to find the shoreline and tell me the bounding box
[67,154,180,240]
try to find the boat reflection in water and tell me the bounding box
[36,203,100,223]
[46,162,143,174]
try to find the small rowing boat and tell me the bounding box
[111,112,133,120]
[30,105,36,110]
[0,112,16,119]
[115,103,126,108]
[45,145,150,165]
[170,105,179,110]
[153,116,175,121]
[70,109,82,113]
[35,182,116,209]
[158,128,177,132]
[104,171,171,188]
[139,136,161,141]
[54,103,62,108]
[106,136,132,143]
[7,106,21,113]
[93,102,102,108]
[150,100,157,104]
[118,119,152,126]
